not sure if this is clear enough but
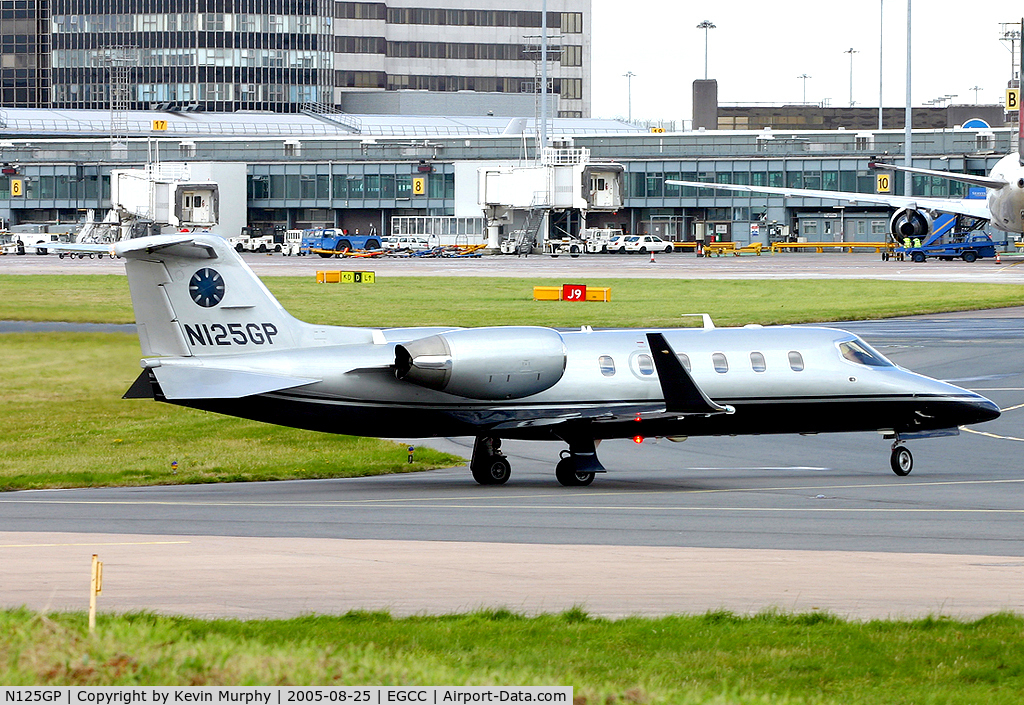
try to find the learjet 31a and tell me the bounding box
[117,233,999,485]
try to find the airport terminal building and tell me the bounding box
[0,107,1014,247]
[1,0,590,117]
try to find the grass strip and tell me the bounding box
[0,332,461,490]
[2,608,1022,702]
[2,274,1024,327]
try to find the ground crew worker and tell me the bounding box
[900,236,911,261]
[913,236,922,249]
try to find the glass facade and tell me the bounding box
[48,0,333,112]
[0,0,49,107]
[2,0,590,115]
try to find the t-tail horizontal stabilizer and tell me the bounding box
[645,333,733,415]
[124,365,320,400]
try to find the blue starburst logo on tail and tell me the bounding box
[189,268,225,307]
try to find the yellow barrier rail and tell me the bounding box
[770,241,895,254]
[703,242,763,256]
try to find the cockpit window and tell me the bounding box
[838,340,892,367]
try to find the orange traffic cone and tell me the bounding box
[649,250,656,263]
[996,252,1002,264]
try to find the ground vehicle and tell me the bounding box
[280,229,306,256]
[581,228,623,253]
[546,237,585,257]
[301,228,381,257]
[884,214,1008,263]
[228,234,278,253]
[622,235,674,254]
[605,234,628,253]
[385,236,432,251]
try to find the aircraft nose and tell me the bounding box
[959,396,1001,425]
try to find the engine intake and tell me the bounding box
[395,327,566,400]
[890,208,933,239]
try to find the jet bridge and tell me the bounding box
[109,162,246,238]
[478,143,624,253]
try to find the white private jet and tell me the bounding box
[115,233,999,486]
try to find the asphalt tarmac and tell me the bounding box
[2,254,1023,619]
[4,248,1024,283]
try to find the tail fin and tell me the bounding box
[115,233,372,357]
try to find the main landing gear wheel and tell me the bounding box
[470,436,511,485]
[555,455,596,487]
[472,456,511,485]
[890,445,913,476]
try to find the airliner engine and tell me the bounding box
[395,327,566,400]
[890,207,934,239]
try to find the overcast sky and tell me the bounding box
[589,1,1018,123]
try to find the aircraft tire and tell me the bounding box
[555,458,596,487]
[890,446,913,476]
[472,456,511,485]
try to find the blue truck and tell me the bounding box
[887,213,1008,263]
[301,228,381,257]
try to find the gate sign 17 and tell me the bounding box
[562,284,587,301]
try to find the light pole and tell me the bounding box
[696,20,716,80]
[878,0,884,129]
[623,71,636,122]
[798,74,811,104]
[904,0,912,197]
[845,47,859,106]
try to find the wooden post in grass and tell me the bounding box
[89,554,103,633]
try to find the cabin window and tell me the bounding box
[712,352,729,373]
[637,354,655,376]
[838,340,892,367]
[750,351,766,372]
[788,351,805,371]
[598,355,615,376]
[677,353,691,372]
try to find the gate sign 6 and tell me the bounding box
[562,284,587,301]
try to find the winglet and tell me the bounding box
[646,333,732,415]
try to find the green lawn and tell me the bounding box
[3,274,1024,327]
[3,608,1023,702]
[0,332,461,490]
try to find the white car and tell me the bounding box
[621,235,673,254]
[385,236,432,251]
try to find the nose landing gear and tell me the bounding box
[890,442,913,476]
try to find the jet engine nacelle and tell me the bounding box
[889,208,934,239]
[395,327,566,400]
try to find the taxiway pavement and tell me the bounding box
[4,249,1024,284]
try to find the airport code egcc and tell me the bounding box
[1,689,571,704]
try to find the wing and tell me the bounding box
[868,162,1008,190]
[43,242,116,254]
[664,180,995,221]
